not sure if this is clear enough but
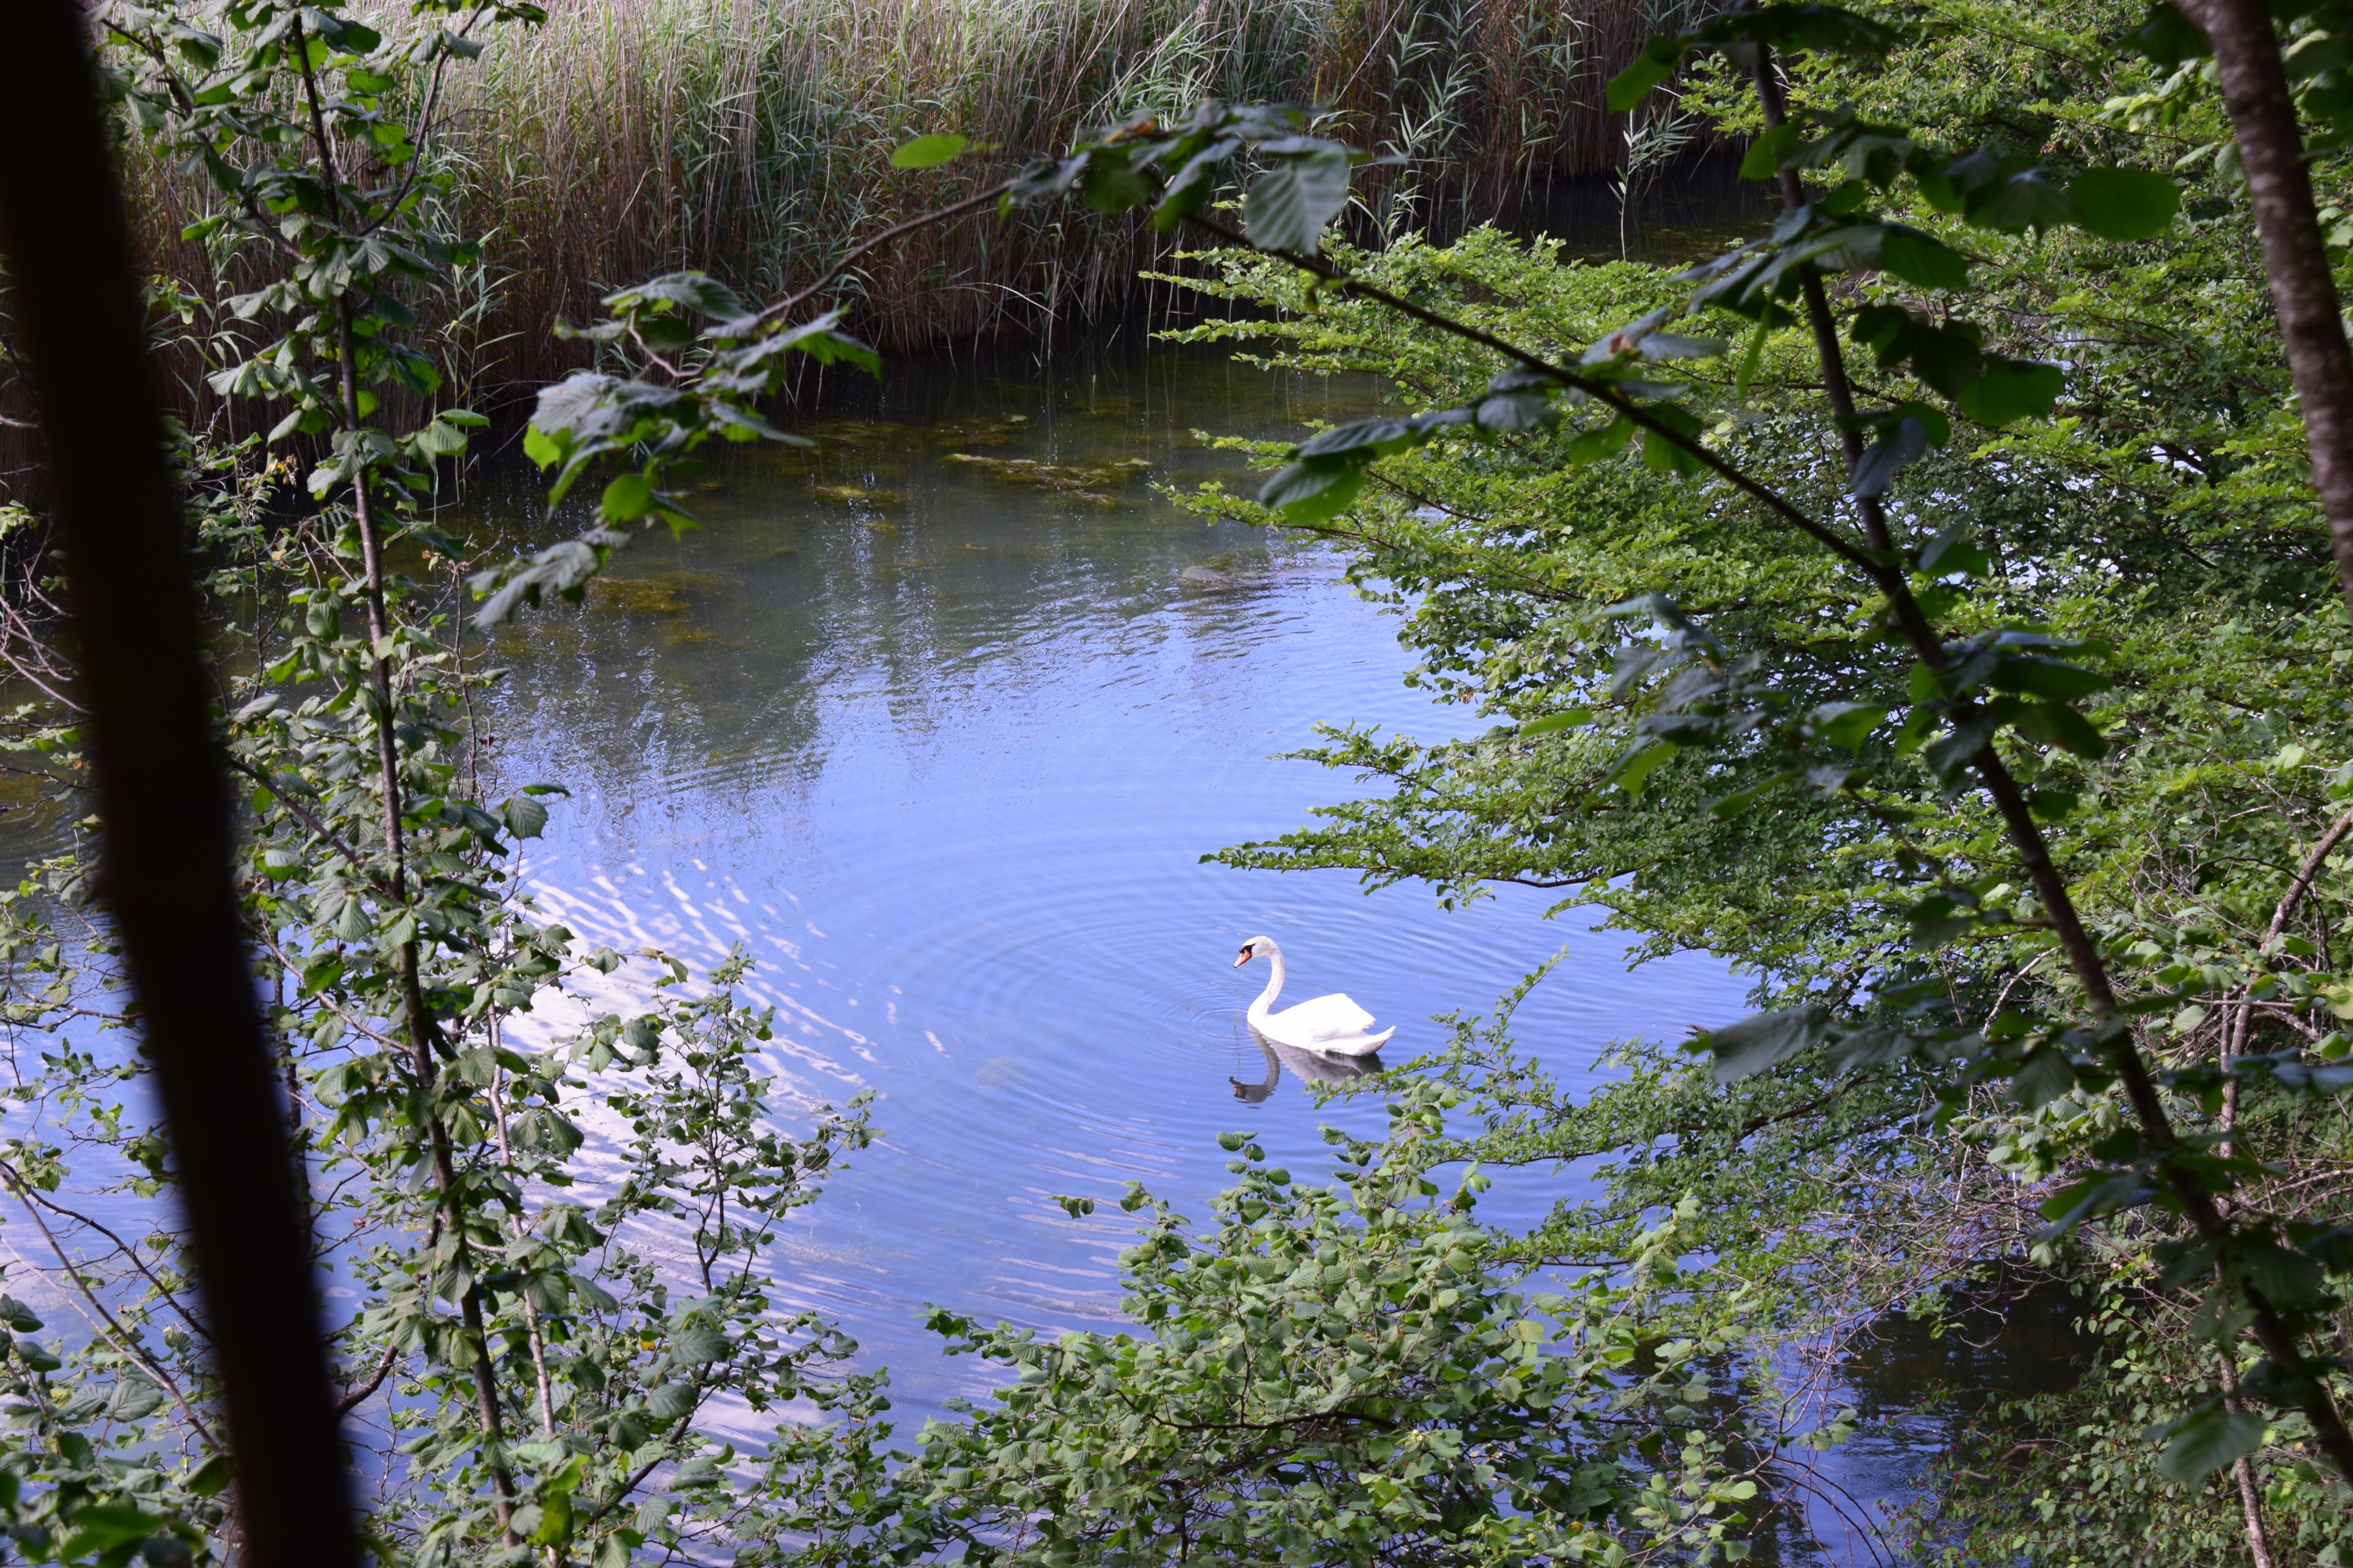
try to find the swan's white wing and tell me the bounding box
[1317,1026,1395,1058]
[1273,991,1378,1041]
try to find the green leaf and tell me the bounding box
[2038,1169,2146,1226]
[1477,391,1557,431]
[530,1492,574,1547]
[1297,417,1419,459]
[0,1296,42,1333]
[1768,5,1903,56]
[1875,225,1969,290]
[501,795,551,840]
[1637,332,1725,362]
[1079,149,1156,215]
[2067,167,2179,241]
[58,1506,171,1559]
[2155,1404,2265,1483]
[594,1530,646,1568]
[1564,417,1637,463]
[1704,1005,1834,1082]
[2132,1,2210,67]
[1708,769,1798,819]
[2028,788,2079,822]
[1639,405,1705,476]
[1520,708,1592,736]
[1738,122,1802,180]
[600,473,655,522]
[1245,143,1353,253]
[310,13,381,52]
[105,1376,165,1422]
[522,423,564,471]
[1917,529,1989,577]
[891,134,971,170]
[1851,415,1928,498]
[1954,358,2064,426]
[414,418,469,458]
[1812,702,1885,750]
[1991,655,2111,702]
[1259,459,1367,523]
[669,1325,729,1364]
[672,1456,724,1487]
[2014,699,2109,759]
[1606,39,1681,114]
[187,1453,235,1497]
[1972,170,2074,233]
[1608,739,1676,796]
[2010,1045,2078,1108]
[1820,178,1869,216]
[2234,1240,2328,1306]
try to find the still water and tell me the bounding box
[465,331,2098,1558]
[475,338,1755,1414]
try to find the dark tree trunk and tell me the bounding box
[0,5,361,1565]
[2184,0,2353,616]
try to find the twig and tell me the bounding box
[225,755,371,869]
[0,1164,216,1442]
[1175,210,1887,579]
[758,179,1019,326]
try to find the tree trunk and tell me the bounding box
[0,5,361,1565]
[2181,0,2353,617]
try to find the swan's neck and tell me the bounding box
[1248,948,1285,1021]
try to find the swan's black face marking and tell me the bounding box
[1234,946,1254,967]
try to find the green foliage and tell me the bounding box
[896,1108,1775,1567]
[0,2,893,1560]
[28,0,2353,1563]
[2,12,1886,1568]
[1083,0,2353,1555]
[1910,1275,2351,1566]
[890,134,972,171]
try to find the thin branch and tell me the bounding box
[1176,209,1888,580]
[758,179,1020,326]
[0,1165,215,1443]
[225,755,370,868]
[334,1342,401,1418]
[6,1175,209,1343]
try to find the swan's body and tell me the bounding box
[1234,935,1394,1057]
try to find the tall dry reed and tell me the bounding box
[116,0,1671,414]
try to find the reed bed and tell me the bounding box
[120,0,1669,408]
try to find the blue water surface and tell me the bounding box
[475,339,1755,1420]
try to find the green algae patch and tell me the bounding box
[942,453,1152,506]
[586,576,691,615]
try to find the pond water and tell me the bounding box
[0,184,2082,1560]
[462,326,2088,1562]
[473,336,1755,1404]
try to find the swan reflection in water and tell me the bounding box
[1229,1034,1384,1104]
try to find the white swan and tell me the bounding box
[1234,935,1394,1056]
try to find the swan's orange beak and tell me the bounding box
[1234,948,1252,967]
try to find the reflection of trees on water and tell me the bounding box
[465,343,1385,829]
